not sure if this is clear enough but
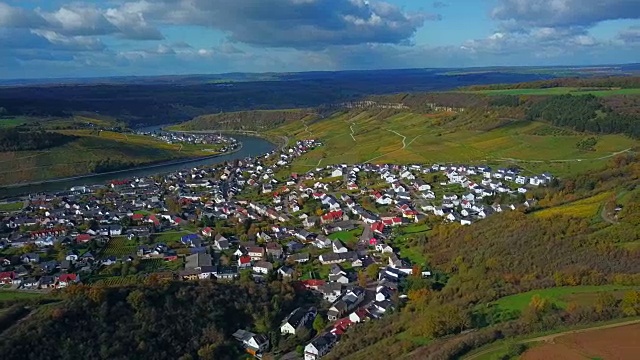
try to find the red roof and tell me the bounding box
[76,234,91,242]
[301,279,326,288]
[0,271,15,280]
[239,255,252,265]
[202,227,213,235]
[322,210,343,221]
[369,238,378,245]
[334,318,353,330]
[131,214,144,220]
[371,222,385,233]
[58,274,77,282]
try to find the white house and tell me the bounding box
[305,333,337,360]
[280,307,317,335]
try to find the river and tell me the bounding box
[0,134,276,198]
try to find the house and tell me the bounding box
[253,261,273,274]
[327,287,365,321]
[331,169,343,178]
[303,216,319,229]
[319,252,356,265]
[21,253,40,264]
[0,271,15,285]
[349,308,369,324]
[247,246,265,261]
[232,329,270,355]
[280,307,317,335]
[185,252,212,270]
[57,273,79,288]
[304,333,337,360]
[238,255,252,268]
[319,282,343,303]
[266,242,284,258]
[214,266,239,280]
[332,239,348,253]
[278,265,295,278]
[214,234,230,250]
[39,275,56,289]
[287,252,310,263]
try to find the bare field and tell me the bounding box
[521,323,640,360]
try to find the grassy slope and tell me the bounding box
[266,109,638,178]
[489,285,640,314]
[0,130,212,186]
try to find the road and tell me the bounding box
[463,319,640,360]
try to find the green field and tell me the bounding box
[0,202,24,212]
[0,290,43,300]
[0,117,29,128]
[264,110,637,178]
[328,229,361,247]
[490,285,639,314]
[460,87,640,97]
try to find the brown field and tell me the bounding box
[521,323,640,360]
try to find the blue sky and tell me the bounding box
[0,0,639,79]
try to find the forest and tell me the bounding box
[0,280,298,360]
[0,128,77,151]
[526,94,640,138]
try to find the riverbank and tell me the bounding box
[0,134,276,198]
[2,141,244,189]
[166,128,287,151]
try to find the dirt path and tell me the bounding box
[387,129,407,148]
[464,319,640,360]
[496,148,633,164]
[350,124,357,142]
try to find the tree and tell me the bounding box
[357,270,368,287]
[365,264,380,280]
[621,290,640,316]
[313,315,327,333]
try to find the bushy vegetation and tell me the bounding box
[0,281,297,360]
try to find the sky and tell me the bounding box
[0,0,639,79]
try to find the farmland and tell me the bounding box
[265,110,638,178]
[521,322,640,360]
[460,87,640,97]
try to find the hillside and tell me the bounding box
[322,155,640,360]
[173,109,319,132]
[0,281,297,360]
[0,126,214,186]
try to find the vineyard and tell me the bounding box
[139,258,184,273]
[92,275,141,287]
[101,237,138,258]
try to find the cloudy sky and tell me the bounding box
[0,0,639,79]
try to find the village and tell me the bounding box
[0,138,554,359]
[137,129,242,153]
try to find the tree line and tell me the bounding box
[526,94,640,138]
[0,128,77,151]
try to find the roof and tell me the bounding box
[185,253,212,269]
